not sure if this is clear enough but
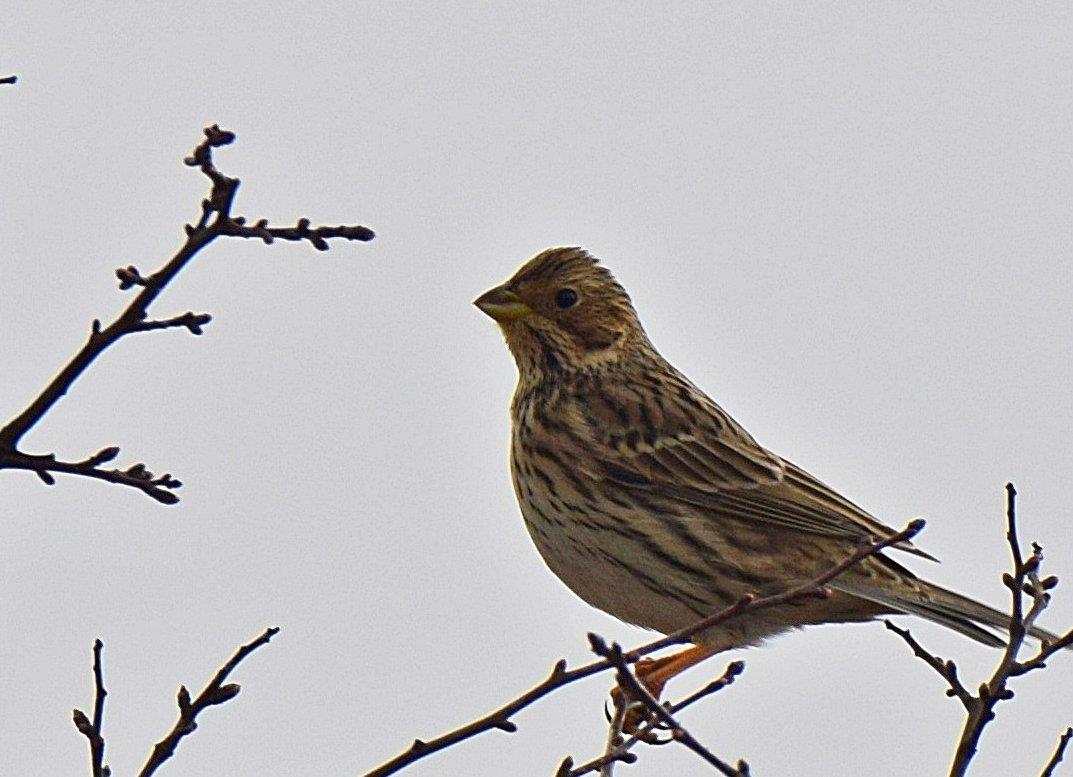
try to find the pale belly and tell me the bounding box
[513,473,800,646]
[507,409,881,647]
[521,501,706,629]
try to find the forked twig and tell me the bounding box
[0,125,373,503]
[363,521,923,777]
[886,484,1072,777]
[138,627,279,777]
[559,661,744,777]
[72,628,278,777]
[588,635,749,777]
[577,648,747,777]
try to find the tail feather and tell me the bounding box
[923,583,1064,645]
[830,579,1064,649]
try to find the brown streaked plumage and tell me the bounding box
[475,247,1059,687]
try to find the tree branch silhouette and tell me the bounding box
[363,520,923,777]
[1042,728,1073,777]
[0,124,374,503]
[71,640,108,777]
[886,484,1073,777]
[562,656,746,777]
[588,635,750,776]
[73,628,279,777]
[137,627,280,777]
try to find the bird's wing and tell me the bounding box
[573,375,934,560]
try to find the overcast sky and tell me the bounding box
[3,4,1072,776]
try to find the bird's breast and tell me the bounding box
[508,422,732,636]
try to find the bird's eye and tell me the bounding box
[555,288,578,309]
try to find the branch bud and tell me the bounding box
[207,683,241,705]
[72,708,93,735]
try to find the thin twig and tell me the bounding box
[886,484,1072,777]
[137,627,280,777]
[72,639,109,777]
[950,484,1043,776]
[597,692,630,777]
[0,124,373,503]
[665,661,746,715]
[1041,728,1073,777]
[362,521,921,777]
[883,622,973,708]
[363,657,582,777]
[220,217,374,250]
[589,635,748,777]
[4,449,182,504]
[567,661,745,777]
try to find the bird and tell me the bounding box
[474,246,1061,697]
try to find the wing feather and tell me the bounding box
[574,371,934,560]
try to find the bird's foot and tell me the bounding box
[607,644,722,741]
[608,656,674,743]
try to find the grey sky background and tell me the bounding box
[3,4,1072,776]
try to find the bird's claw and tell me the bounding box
[608,674,674,744]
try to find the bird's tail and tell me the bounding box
[831,578,1065,649]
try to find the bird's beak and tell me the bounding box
[474,285,533,322]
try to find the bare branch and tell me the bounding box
[0,125,374,502]
[362,657,580,777]
[72,639,110,777]
[220,216,374,250]
[71,630,277,777]
[362,521,922,777]
[566,661,745,777]
[1041,727,1073,777]
[137,627,279,777]
[627,519,925,662]
[887,484,1072,777]
[2,449,183,503]
[588,635,748,776]
[666,661,746,715]
[884,622,973,708]
[0,74,16,85]
[597,690,631,777]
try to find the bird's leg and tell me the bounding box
[611,644,722,738]
[634,644,721,698]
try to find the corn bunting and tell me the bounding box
[476,247,1058,692]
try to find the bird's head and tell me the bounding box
[475,247,647,383]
